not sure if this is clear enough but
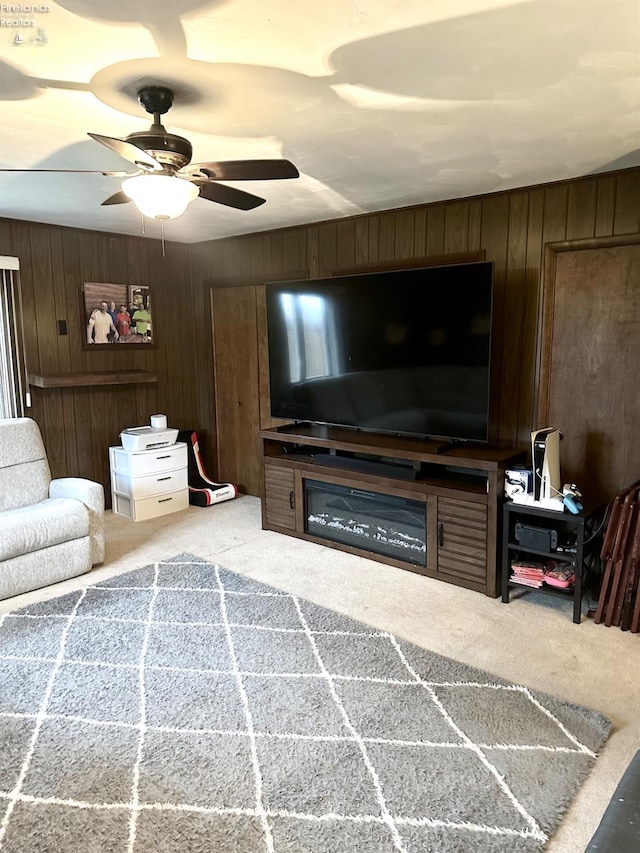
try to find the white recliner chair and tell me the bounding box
[0,417,105,600]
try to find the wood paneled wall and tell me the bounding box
[2,167,639,502]
[192,168,640,474]
[0,219,215,502]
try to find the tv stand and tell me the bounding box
[260,424,525,597]
[433,437,496,454]
[312,452,422,480]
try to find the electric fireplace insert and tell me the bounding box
[305,479,426,566]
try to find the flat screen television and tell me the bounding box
[265,261,493,442]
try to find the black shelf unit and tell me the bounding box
[501,500,597,623]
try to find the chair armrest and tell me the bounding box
[50,478,105,565]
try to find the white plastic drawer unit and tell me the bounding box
[109,442,189,522]
[112,489,190,522]
[109,443,187,476]
[112,467,188,500]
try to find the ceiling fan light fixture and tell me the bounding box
[121,174,199,220]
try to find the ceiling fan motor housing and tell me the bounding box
[128,86,192,170]
[125,129,192,171]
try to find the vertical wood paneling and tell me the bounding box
[478,193,510,444]
[354,219,369,265]
[444,202,469,254]
[425,205,445,255]
[541,184,569,245]
[613,171,640,234]
[79,231,100,284]
[318,222,337,275]
[412,208,427,257]
[2,166,640,503]
[595,177,616,237]
[10,223,37,373]
[70,386,95,483]
[336,220,356,270]
[499,192,529,447]
[126,236,144,285]
[60,383,79,476]
[367,217,380,263]
[307,226,320,278]
[270,232,285,275]
[378,212,396,261]
[0,220,13,255]
[30,225,59,375]
[188,248,216,461]
[468,200,482,251]
[61,231,84,369]
[49,229,71,374]
[88,383,111,487]
[29,387,45,432]
[566,180,597,240]
[155,245,183,426]
[395,210,415,260]
[42,388,67,476]
[518,189,544,446]
[532,183,570,426]
[175,244,197,427]
[100,233,129,285]
[283,228,307,273]
[211,285,261,493]
[250,232,271,278]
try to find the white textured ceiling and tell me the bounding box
[0,0,638,243]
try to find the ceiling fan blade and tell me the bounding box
[87,133,162,172]
[185,159,299,181]
[101,191,132,206]
[194,180,266,210]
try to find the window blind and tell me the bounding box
[0,257,29,419]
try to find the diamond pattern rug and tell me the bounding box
[0,554,610,852]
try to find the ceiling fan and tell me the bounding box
[1,85,300,220]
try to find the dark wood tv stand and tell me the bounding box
[259,424,525,597]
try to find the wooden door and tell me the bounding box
[263,461,296,530]
[538,237,640,505]
[210,285,262,495]
[435,496,488,587]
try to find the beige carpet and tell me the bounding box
[1,496,638,852]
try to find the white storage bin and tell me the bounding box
[109,443,187,477]
[109,442,189,522]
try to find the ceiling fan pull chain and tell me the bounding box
[161,221,166,258]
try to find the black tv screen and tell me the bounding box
[265,262,493,442]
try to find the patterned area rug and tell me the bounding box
[0,554,610,852]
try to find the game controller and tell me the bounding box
[563,483,583,514]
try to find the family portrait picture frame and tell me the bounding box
[82,282,154,350]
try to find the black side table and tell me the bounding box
[501,500,598,623]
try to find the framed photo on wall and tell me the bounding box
[82,283,154,349]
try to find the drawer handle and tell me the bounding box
[158,497,173,503]
[438,522,444,547]
[157,476,172,481]
[289,489,295,509]
[156,455,171,460]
